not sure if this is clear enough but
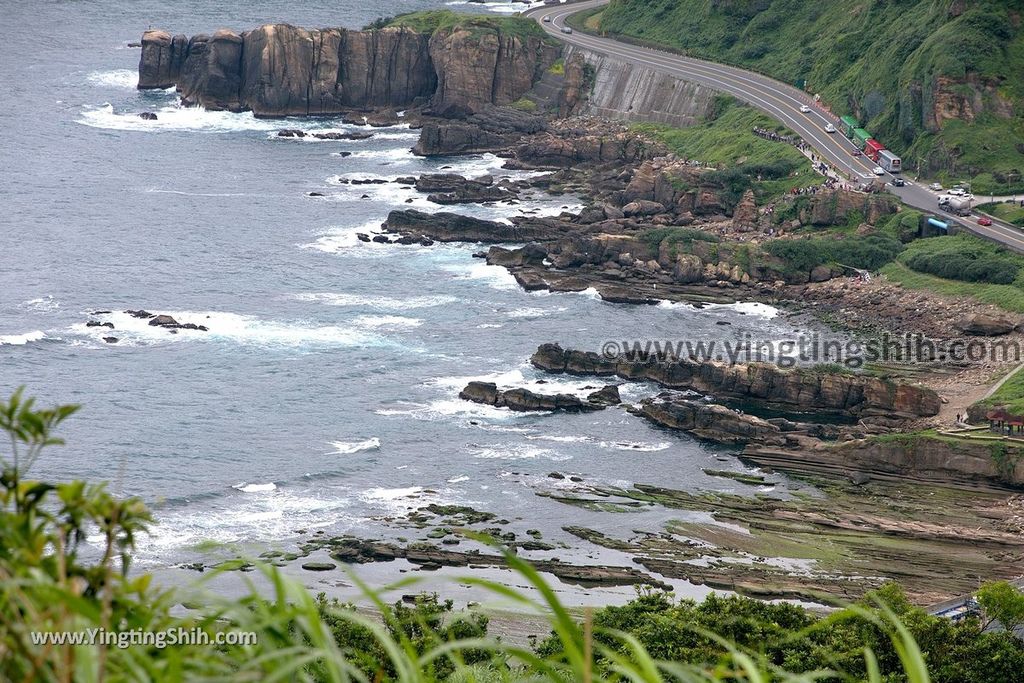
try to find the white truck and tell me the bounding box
[939,195,973,216]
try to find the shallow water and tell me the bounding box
[1,0,815,593]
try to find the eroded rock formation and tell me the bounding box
[531,343,941,419]
[138,22,558,117]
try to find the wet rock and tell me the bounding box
[277,128,306,137]
[148,314,179,327]
[102,337,119,344]
[531,343,941,418]
[126,309,154,319]
[301,561,336,571]
[459,381,605,413]
[138,112,158,120]
[586,385,621,406]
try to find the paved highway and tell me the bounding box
[527,0,1024,252]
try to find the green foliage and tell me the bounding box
[632,101,816,200]
[383,10,551,42]
[509,97,538,112]
[0,390,1018,682]
[639,227,719,254]
[597,0,1024,185]
[899,233,1024,285]
[978,201,1024,227]
[977,581,1024,633]
[882,260,1024,313]
[546,59,565,76]
[765,233,904,275]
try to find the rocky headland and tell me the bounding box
[138,17,559,117]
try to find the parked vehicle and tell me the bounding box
[878,150,902,173]
[950,187,967,196]
[930,182,943,191]
[852,128,871,149]
[864,139,885,162]
[800,105,811,113]
[978,216,993,226]
[824,123,836,133]
[561,26,572,34]
[840,115,859,138]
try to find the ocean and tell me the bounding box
[0,0,813,600]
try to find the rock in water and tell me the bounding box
[148,315,179,327]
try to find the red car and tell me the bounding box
[978,216,993,226]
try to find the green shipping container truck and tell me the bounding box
[853,128,872,149]
[840,115,859,138]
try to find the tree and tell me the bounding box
[977,581,1024,634]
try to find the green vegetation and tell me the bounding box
[765,233,904,276]
[374,10,552,42]
[639,226,719,253]
[897,233,1024,285]
[974,364,1024,416]
[545,58,565,76]
[3,388,1024,681]
[633,99,815,200]
[979,201,1024,227]
[509,97,538,113]
[596,0,1024,189]
[882,260,1024,313]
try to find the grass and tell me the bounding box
[976,364,1024,415]
[881,261,1024,313]
[632,100,818,198]
[595,0,1024,187]
[978,201,1024,227]
[383,10,552,42]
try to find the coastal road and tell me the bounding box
[526,0,1024,252]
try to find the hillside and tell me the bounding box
[596,0,1024,193]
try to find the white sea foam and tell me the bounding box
[0,331,47,346]
[293,292,459,311]
[328,438,381,454]
[20,296,60,312]
[232,482,278,493]
[598,441,672,452]
[70,310,384,349]
[527,435,594,444]
[447,475,470,484]
[440,260,519,290]
[469,444,571,461]
[86,69,138,89]
[352,315,423,329]
[78,103,282,133]
[705,301,780,319]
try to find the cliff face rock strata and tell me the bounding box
[531,343,941,419]
[563,45,717,127]
[637,396,786,446]
[138,23,556,116]
[744,436,1024,490]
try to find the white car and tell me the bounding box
[824,123,836,133]
[561,26,572,34]
[873,166,885,176]
[543,16,551,22]
[799,105,811,113]
[929,182,943,191]
[950,187,966,196]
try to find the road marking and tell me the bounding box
[530,1,1024,250]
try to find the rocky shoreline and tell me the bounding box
[135,14,1024,606]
